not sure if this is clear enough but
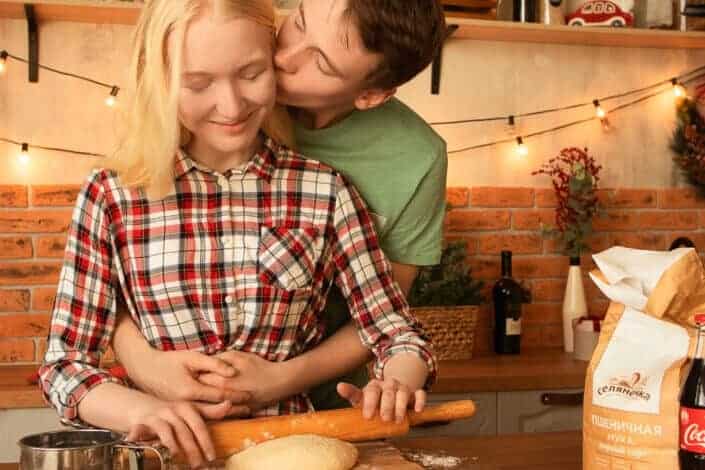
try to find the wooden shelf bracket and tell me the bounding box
[431,24,459,95]
[24,3,38,82]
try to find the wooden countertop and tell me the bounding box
[433,349,587,394]
[392,431,582,470]
[0,431,582,470]
[0,349,587,409]
[0,365,46,409]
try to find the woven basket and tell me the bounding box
[410,305,479,361]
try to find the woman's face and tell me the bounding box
[177,15,276,162]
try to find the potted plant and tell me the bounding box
[407,241,485,360]
[672,82,705,192]
[533,147,602,353]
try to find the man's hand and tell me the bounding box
[112,310,252,419]
[198,350,290,413]
[127,349,253,418]
[336,379,427,424]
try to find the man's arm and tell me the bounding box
[112,312,151,373]
[112,311,247,405]
[272,261,418,398]
[112,263,419,408]
[390,262,418,296]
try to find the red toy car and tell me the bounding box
[566,1,634,27]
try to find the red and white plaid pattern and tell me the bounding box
[39,137,436,422]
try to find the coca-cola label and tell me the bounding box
[681,407,705,453]
[592,307,689,415]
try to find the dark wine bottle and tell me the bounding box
[493,250,522,354]
[513,0,538,22]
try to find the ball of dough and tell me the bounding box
[225,434,358,470]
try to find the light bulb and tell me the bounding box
[516,137,528,157]
[19,143,30,165]
[105,86,119,107]
[505,115,517,137]
[672,79,686,98]
[0,51,7,75]
[593,99,606,119]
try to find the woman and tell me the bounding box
[38,0,436,468]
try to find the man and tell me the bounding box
[112,0,447,415]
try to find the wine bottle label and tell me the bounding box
[591,307,689,415]
[681,407,705,454]
[506,317,521,336]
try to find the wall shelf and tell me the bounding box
[0,0,293,26]
[0,1,704,50]
[0,0,141,25]
[449,17,705,49]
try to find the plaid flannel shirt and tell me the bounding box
[39,137,436,422]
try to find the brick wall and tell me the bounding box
[2,184,704,364]
[0,184,80,365]
[447,186,705,356]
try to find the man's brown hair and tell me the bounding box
[344,0,446,90]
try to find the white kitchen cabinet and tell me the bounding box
[408,392,496,438]
[410,389,583,438]
[497,389,583,435]
[0,408,67,463]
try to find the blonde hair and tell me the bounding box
[103,0,294,200]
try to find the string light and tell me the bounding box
[0,50,7,74]
[505,115,517,137]
[431,64,705,127]
[105,86,119,107]
[0,137,103,159]
[0,49,118,99]
[0,47,703,158]
[447,74,704,155]
[593,99,606,119]
[18,143,29,165]
[672,78,686,98]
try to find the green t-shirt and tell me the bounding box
[295,98,448,410]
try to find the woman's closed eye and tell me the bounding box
[184,78,212,92]
[241,68,266,81]
[316,54,335,77]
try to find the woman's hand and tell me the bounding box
[126,400,220,469]
[336,379,427,424]
[198,350,291,413]
[125,349,253,418]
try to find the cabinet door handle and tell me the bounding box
[541,392,584,407]
[415,420,451,428]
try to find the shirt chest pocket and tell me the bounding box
[258,225,324,291]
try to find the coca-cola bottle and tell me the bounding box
[680,313,705,468]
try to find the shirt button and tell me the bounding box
[218,176,228,186]
[225,295,234,304]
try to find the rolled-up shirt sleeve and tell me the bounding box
[328,174,437,388]
[38,170,126,422]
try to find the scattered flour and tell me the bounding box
[404,451,465,468]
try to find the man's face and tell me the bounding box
[274,0,383,117]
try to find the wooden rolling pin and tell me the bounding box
[203,399,476,459]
